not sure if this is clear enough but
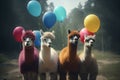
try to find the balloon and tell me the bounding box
[42,11,56,29]
[79,28,94,43]
[13,26,25,42]
[27,0,42,17]
[33,30,41,48]
[84,14,100,33]
[54,6,66,22]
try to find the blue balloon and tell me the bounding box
[42,12,56,29]
[27,0,42,17]
[54,6,66,22]
[33,30,41,48]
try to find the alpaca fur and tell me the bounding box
[39,30,58,80]
[18,30,39,80]
[58,30,80,80]
[79,35,98,80]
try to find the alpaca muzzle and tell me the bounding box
[47,39,52,47]
[24,38,32,47]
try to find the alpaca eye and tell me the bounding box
[92,39,95,42]
[77,35,80,38]
[44,38,47,41]
[23,37,27,41]
[85,39,89,42]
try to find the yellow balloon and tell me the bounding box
[84,14,100,33]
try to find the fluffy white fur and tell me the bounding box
[39,30,58,80]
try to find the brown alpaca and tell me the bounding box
[58,30,80,80]
[79,35,98,80]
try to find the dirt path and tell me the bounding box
[1,58,119,80]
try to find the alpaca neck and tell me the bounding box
[68,43,77,59]
[41,45,51,61]
[24,46,34,63]
[83,45,92,58]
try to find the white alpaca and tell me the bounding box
[79,35,98,80]
[39,30,58,80]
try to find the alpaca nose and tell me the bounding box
[90,39,94,43]
[47,39,52,47]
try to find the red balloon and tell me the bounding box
[13,26,25,42]
[79,28,94,43]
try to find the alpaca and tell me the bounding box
[58,29,80,80]
[18,30,39,80]
[39,30,58,80]
[79,35,98,80]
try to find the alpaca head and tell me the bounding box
[67,29,80,46]
[40,30,55,47]
[22,30,35,48]
[84,35,96,48]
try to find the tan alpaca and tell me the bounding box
[79,35,98,80]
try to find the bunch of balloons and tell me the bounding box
[42,6,66,29]
[80,14,100,43]
[27,0,67,29]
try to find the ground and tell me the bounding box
[0,50,120,80]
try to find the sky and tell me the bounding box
[47,0,88,15]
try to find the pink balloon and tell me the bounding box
[13,26,25,42]
[79,28,94,43]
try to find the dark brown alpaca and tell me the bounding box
[58,29,80,80]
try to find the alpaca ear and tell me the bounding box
[84,34,87,39]
[68,29,71,34]
[40,29,44,36]
[52,30,55,34]
[93,34,96,39]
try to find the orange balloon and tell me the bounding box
[84,14,100,33]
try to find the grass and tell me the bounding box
[100,62,120,80]
[92,50,120,80]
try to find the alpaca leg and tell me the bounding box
[68,72,78,80]
[40,73,46,80]
[89,73,97,80]
[31,72,38,80]
[80,73,88,80]
[59,72,66,80]
[50,72,57,80]
[89,62,98,80]
[23,73,29,80]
